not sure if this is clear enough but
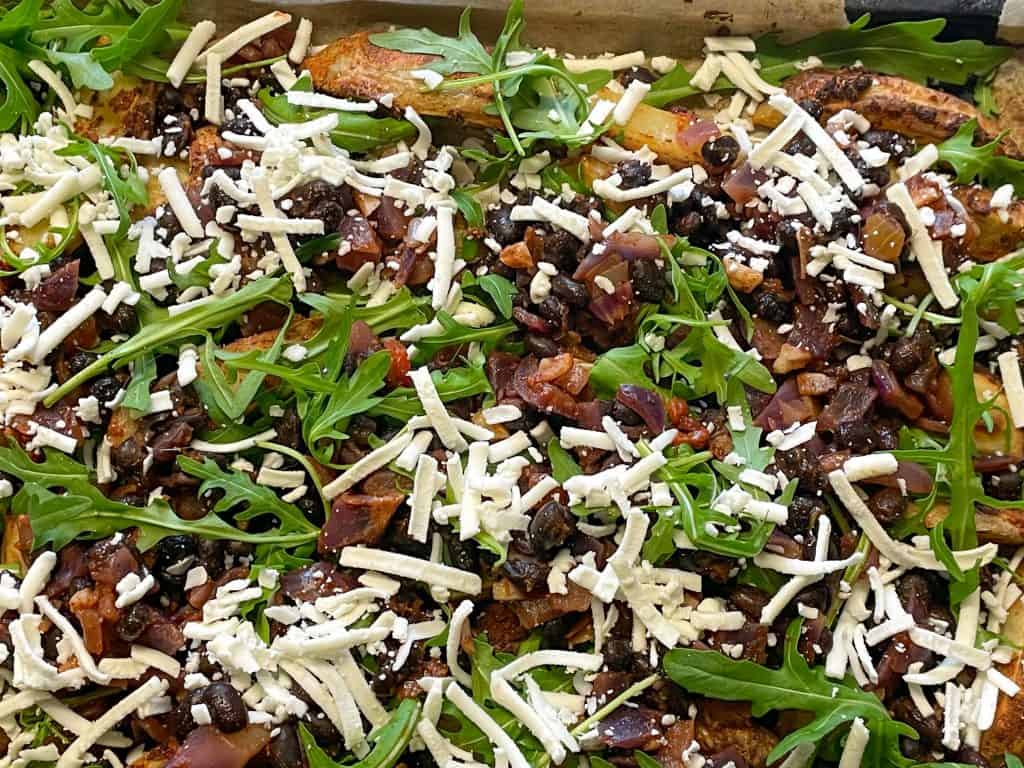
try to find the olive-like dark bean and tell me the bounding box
[106,303,137,334]
[201,682,248,733]
[537,296,566,324]
[887,330,933,374]
[797,99,824,119]
[550,274,588,306]
[116,603,154,642]
[172,690,204,739]
[154,535,196,586]
[700,136,741,170]
[609,401,642,427]
[524,334,559,358]
[90,375,122,404]
[753,289,792,324]
[528,499,576,554]
[541,229,581,269]
[985,470,1022,501]
[615,159,652,190]
[617,66,657,87]
[68,351,96,375]
[629,259,666,303]
[267,723,306,768]
[867,487,907,524]
[485,205,525,246]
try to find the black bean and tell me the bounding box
[267,723,306,768]
[609,401,642,427]
[202,682,248,732]
[528,499,576,554]
[524,334,559,358]
[90,375,122,404]
[485,205,525,246]
[984,470,1022,501]
[542,229,582,269]
[154,535,196,586]
[700,136,740,170]
[617,66,657,87]
[286,180,352,233]
[537,296,566,324]
[867,487,907,524]
[783,495,826,536]
[105,303,137,335]
[116,603,154,642]
[615,159,652,190]
[797,99,824,119]
[731,585,770,619]
[67,352,96,375]
[753,289,792,323]
[550,274,588,306]
[172,689,204,739]
[629,259,666,303]
[887,330,934,374]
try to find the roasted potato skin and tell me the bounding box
[753,68,1018,154]
[305,31,501,127]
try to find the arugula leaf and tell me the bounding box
[299,350,391,465]
[47,276,293,405]
[258,77,416,153]
[647,15,1013,108]
[894,261,1024,606]
[176,456,318,537]
[0,43,38,131]
[412,311,515,363]
[1006,754,1024,768]
[590,344,662,399]
[299,288,429,337]
[664,620,916,766]
[372,0,605,156]
[463,272,517,319]
[937,119,1024,196]
[371,9,491,76]
[299,700,421,768]
[451,189,485,229]
[547,439,582,483]
[121,352,156,413]
[369,365,491,421]
[14,477,314,552]
[90,0,179,70]
[0,442,89,486]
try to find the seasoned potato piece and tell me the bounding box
[305,31,501,127]
[74,73,158,143]
[981,558,1024,762]
[752,68,1018,154]
[222,316,324,355]
[305,33,713,167]
[974,370,1024,460]
[924,502,1024,545]
[954,185,1024,263]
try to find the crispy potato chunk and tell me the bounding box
[753,68,1017,153]
[305,31,501,127]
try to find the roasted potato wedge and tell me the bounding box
[752,68,1017,153]
[305,33,714,168]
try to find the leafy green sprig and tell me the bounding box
[937,119,1024,196]
[371,0,610,157]
[0,442,317,551]
[647,15,1013,108]
[664,620,917,767]
[0,0,188,131]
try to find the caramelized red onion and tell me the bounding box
[616,384,666,433]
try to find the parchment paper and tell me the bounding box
[188,0,849,57]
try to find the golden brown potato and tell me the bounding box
[981,558,1024,763]
[305,31,501,128]
[305,33,714,167]
[973,370,1024,460]
[75,73,158,143]
[954,185,1024,263]
[752,68,1018,154]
